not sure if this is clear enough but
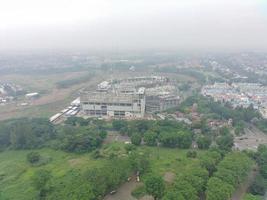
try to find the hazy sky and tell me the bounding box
[1,0,267,51]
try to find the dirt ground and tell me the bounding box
[163,172,175,183]
[104,131,131,144]
[0,73,105,120]
[234,125,267,151]
[103,179,142,200]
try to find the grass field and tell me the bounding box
[0,142,207,200]
[0,149,106,200]
[142,146,206,175]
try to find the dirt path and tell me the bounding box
[103,179,142,200]
[231,165,258,200]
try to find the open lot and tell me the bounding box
[234,125,267,151]
[0,70,107,120]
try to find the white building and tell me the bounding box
[25,92,39,99]
[97,81,111,92]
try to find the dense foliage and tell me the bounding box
[206,152,253,200]
[254,119,267,134]
[248,145,267,196]
[27,151,41,164]
[0,118,56,149]
[0,118,107,153]
[145,174,165,200]
[112,119,193,149]
[48,154,149,200]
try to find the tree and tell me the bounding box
[196,135,211,149]
[216,134,234,151]
[159,131,179,147]
[249,174,267,196]
[200,151,222,175]
[0,118,56,150]
[219,126,230,136]
[131,133,142,146]
[177,131,192,148]
[214,167,237,186]
[163,190,185,200]
[124,144,137,153]
[145,174,165,200]
[173,179,198,200]
[27,151,40,164]
[259,164,267,179]
[143,131,157,146]
[206,177,234,200]
[129,151,150,174]
[112,120,128,132]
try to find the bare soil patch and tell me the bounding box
[164,171,175,183]
[68,158,83,167]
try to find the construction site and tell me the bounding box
[49,76,180,122]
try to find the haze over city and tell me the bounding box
[2,1,267,200]
[1,0,267,51]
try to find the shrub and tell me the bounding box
[27,152,40,164]
[186,150,197,158]
[131,185,146,199]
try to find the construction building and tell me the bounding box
[145,85,180,113]
[81,87,146,118]
[80,76,179,118]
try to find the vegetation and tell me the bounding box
[32,169,52,199]
[243,194,262,200]
[144,174,165,200]
[248,144,267,196]
[131,133,142,146]
[0,118,56,149]
[196,135,212,149]
[206,152,253,200]
[0,118,107,153]
[0,116,259,200]
[143,131,158,146]
[254,119,267,134]
[27,151,41,164]
[131,185,146,199]
[112,119,194,149]
[216,134,234,151]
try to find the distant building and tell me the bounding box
[25,92,39,99]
